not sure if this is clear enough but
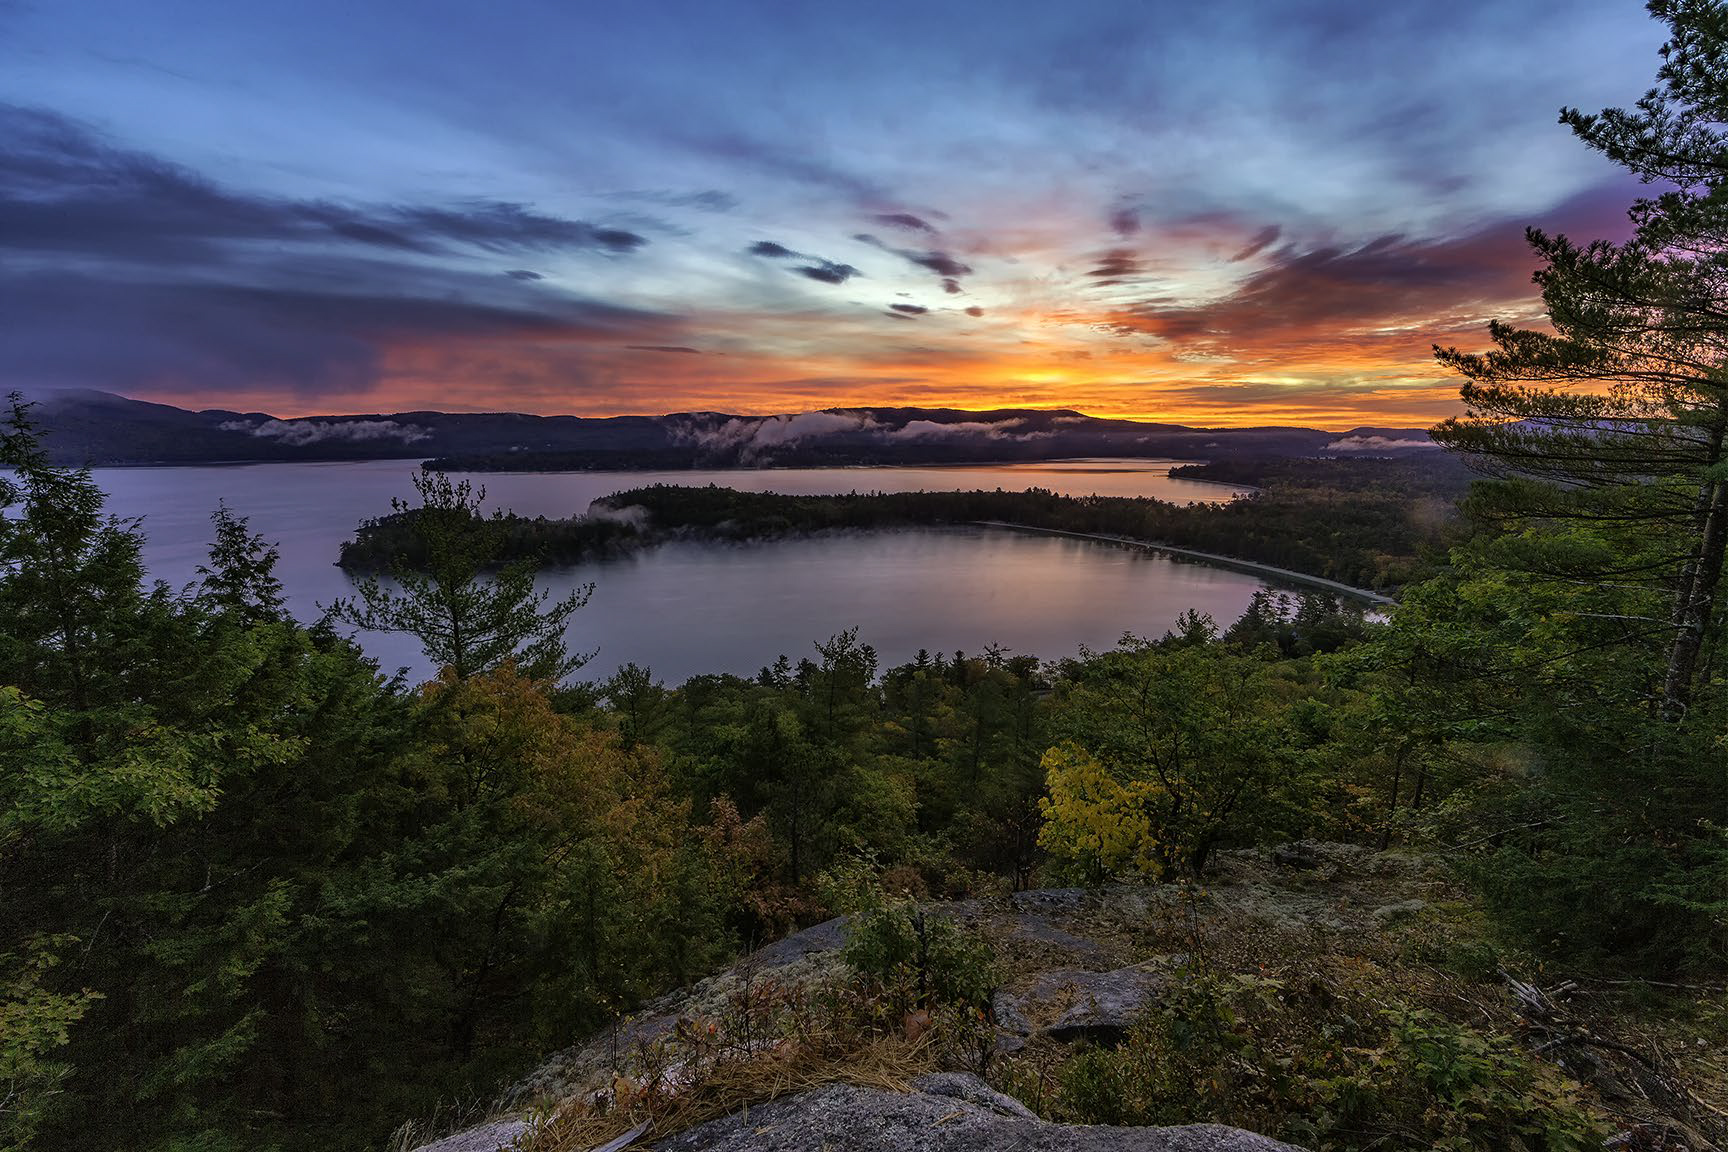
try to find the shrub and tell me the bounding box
[840,903,998,1017]
[1032,965,1605,1152]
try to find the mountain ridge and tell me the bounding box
[15,389,1438,468]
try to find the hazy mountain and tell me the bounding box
[17,389,1436,468]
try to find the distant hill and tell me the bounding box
[14,389,1438,468]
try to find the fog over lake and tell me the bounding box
[92,458,1274,683]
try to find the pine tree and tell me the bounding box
[1433,0,1728,720]
[198,503,287,624]
[327,470,592,684]
[1424,2,1728,967]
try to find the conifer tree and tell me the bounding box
[1425,3,1728,966]
[1434,0,1728,719]
[198,503,287,624]
[328,470,592,684]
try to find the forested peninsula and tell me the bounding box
[338,456,1472,595]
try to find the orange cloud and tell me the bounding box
[149,183,1639,429]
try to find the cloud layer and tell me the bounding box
[1,104,677,400]
[0,0,1669,426]
[220,417,432,445]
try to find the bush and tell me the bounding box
[840,903,997,1016]
[1029,965,1605,1152]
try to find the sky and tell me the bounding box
[0,0,1668,427]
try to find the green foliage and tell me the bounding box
[1039,967,1605,1152]
[1225,589,1372,657]
[1036,742,1161,885]
[0,937,100,1152]
[840,902,997,1016]
[338,499,639,572]
[602,662,671,749]
[1405,1,1728,972]
[17,297,1728,1152]
[1358,525,1728,968]
[197,504,286,624]
[1042,636,1317,877]
[1380,1008,1602,1151]
[0,408,751,1150]
[328,470,593,683]
[1433,0,1728,723]
[820,851,997,1018]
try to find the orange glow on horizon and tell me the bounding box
[157,368,1467,431]
[137,207,1553,431]
[160,326,1472,429]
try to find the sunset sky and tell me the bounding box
[1,0,1665,427]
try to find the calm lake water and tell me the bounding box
[92,458,1270,683]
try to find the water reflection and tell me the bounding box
[92,460,1267,683]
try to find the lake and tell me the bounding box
[91,458,1272,683]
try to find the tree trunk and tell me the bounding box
[454,881,521,1060]
[1663,474,1728,720]
[1380,744,1407,851]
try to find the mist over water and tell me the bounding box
[93,459,1269,682]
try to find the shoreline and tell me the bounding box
[340,518,1394,608]
[974,521,1398,606]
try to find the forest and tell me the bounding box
[4,374,1723,1148]
[6,4,1728,1149]
[338,453,1471,595]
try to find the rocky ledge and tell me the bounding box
[654,1073,1302,1152]
[412,842,1444,1152]
[413,1074,1304,1152]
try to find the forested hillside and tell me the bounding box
[8,4,1728,1149]
[4,378,1723,1148]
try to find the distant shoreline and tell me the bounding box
[82,453,1226,474]
[975,521,1398,606]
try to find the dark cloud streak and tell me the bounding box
[746,238,859,284]
[854,232,974,283]
[797,261,860,284]
[1087,248,1140,281]
[1104,180,1642,355]
[874,212,936,233]
[0,103,678,398]
[1229,225,1283,263]
[0,103,650,263]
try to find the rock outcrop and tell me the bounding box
[507,915,853,1109]
[998,963,1171,1045]
[411,844,1442,1152]
[655,1075,1303,1152]
[413,1075,1305,1152]
[412,1119,528,1152]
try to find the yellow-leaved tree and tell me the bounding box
[1036,741,1163,886]
[1038,637,1306,882]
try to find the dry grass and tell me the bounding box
[513,963,964,1152]
[520,1032,935,1152]
[509,849,1725,1152]
[386,1090,514,1152]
